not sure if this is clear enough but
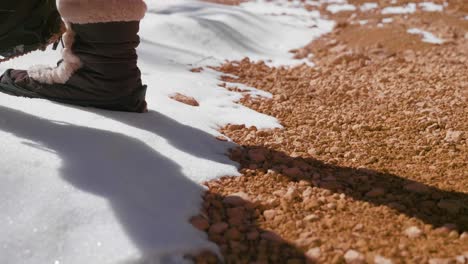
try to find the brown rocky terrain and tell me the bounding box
[193,1,468,263]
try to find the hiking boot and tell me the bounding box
[0,0,148,113]
[0,0,65,62]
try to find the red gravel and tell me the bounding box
[192,1,468,263]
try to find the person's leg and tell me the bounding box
[0,0,64,61]
[0,1,37,27]
[0,0,148,113]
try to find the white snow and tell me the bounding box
[407,28,444,44]
[359,20,369,25]
[418,2,444,12]
[465,15,468,20]
[320,0,347,4]
[360,2,378,12]
[0,1,333,264]
[326,4,357,13]
[240,0,334,32]
[144,0,334,66]
[382,18,394,23]
[381,3,417,14]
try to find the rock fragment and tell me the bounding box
[223,192,250,206]
[227,207,244,221]
[284,186,300,201]
[460,232,468,240]
[304,214,320,222]
[404,226,423,238]
[283,167,304,178]
[248,148,266,163]
[169,93,200,106]
[344,249,365,264]
[263,209,278,221]
[403,182,429,193]
[428,258,452,264]
[374,255,393,264]
[366,187,386,197]
[455,255,466,264]
[209,222,229,235]
[305,247,321,261]
[444,130,463,143]
[246,230,259,240]
[437,200,461,214]
[260,231,283,243]
[190,216,210,231]
[225,227,242,240]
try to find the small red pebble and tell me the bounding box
[190,216,209,231]
[170,93,200,106]
[209,222,229,235]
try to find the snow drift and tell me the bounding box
[0,1,333,263]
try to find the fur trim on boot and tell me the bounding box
[57,0,147,24]
[28,22,81,84]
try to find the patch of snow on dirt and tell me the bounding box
[418,2,444,12]
[0,1,334,264]
[360,2,378,12]
[382,3,416,14]
[382,18,394,23]
[326,3,357,13]
[407,28,444,44]
[320,0,347,4]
